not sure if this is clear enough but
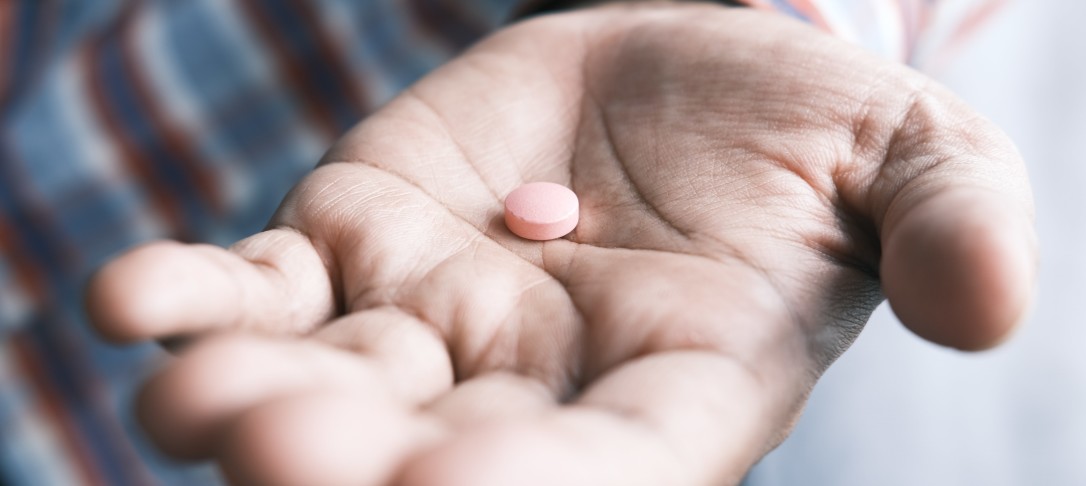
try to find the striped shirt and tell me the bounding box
[0,1,998,484]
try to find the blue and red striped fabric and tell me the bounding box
[0,1,999,484]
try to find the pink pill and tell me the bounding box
[504,182,579,241]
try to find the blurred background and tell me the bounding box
[749,0,1086,484]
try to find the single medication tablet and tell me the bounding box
[504,182,579,241]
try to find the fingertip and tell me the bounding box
[220,392,436,486]
[136,334,270,460]
[881,190,1037,351]
[135,360,198,460]
[87,231,337,344]
[138,334,392,460]
[85,240,205,343]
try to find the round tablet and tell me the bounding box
[504,182,579,241]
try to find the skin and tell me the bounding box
[85,4,1036,486]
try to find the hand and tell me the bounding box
[86,4,1036,485]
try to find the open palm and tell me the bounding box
[87,5,1035,485]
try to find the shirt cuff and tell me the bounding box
[513,0,1004,66]
[736,0,1005,66]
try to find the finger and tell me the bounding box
[215,367,558,484]
[423,371,558,429]
[219,390,444,486]
[85,230,335,342]
[319,308,565,428]
[137,333,407,459]
[399,351,784,486]
[867,86,1037,350]
[311,306,454,403]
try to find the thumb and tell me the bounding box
[872,86,1037,351]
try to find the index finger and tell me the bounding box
[85,229,335,342]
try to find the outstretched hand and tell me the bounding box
[87,5,1035,485]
